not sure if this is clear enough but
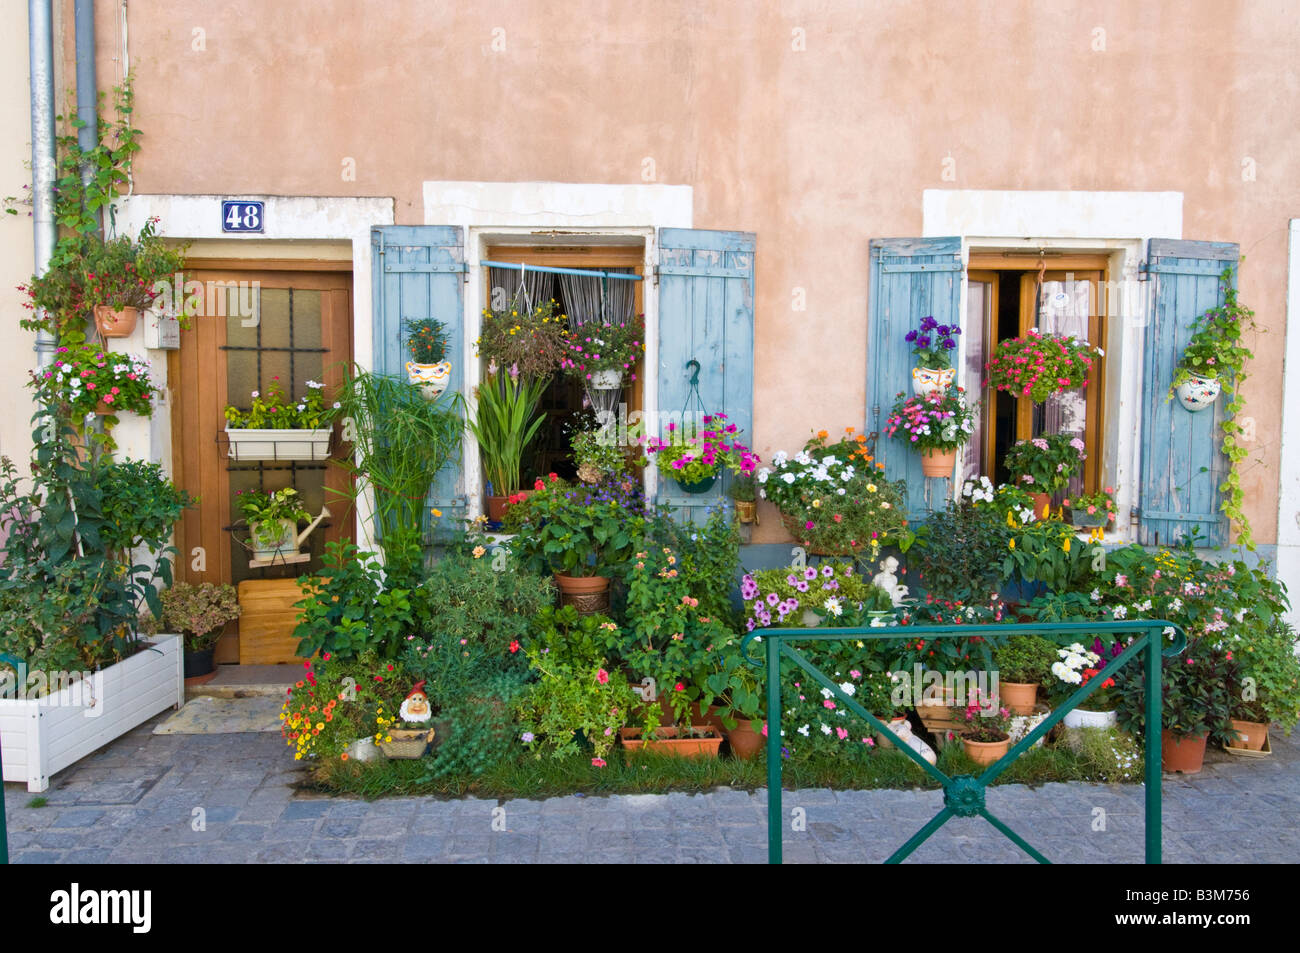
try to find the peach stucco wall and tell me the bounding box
[66,0,1300,545]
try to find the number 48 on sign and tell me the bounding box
[222,200,264,233]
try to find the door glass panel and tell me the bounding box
[1034,279,1092,498]
[225,286,329,586]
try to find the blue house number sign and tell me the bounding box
[222,200,265,233]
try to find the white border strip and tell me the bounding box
[1278,219,1300,627]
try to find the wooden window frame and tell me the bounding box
[967,254,1109,495]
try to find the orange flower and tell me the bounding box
[817,429,829,439]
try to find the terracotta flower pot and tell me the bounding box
[94,305,139,338]
[1029,492,1052,520]
[94,398,118,415]
[962,736,1011,766]
[1161,730,1208,774]
[999,681,1039,716]
[1228,718,1269,752]
[725,718,764,760]
[920,447,957,479]
[619,725,724,759]
[554,573,610,614]
[485,495,510,522]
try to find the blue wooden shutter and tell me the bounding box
[655,228,755,521]
[867,237,962,518]
[1137,239,1239,548]
[371,225,467,540]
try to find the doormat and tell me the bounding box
[153,694,284,734]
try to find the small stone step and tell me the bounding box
[186,663,301,699]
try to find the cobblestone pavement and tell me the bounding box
[5,714,1298,863]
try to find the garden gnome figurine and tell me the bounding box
[399,681,432,724]
[873,556,909,607]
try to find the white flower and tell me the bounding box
[772,451,788,466]
[1090,588,1102,603]
[782,472,796,485]
[798,724,810,737]
[838,681,855,696]
[757,469,769,484]
[836,488,846,496]
[1112,606,1127,619]
[794,451,812,466]
[822,455,836,467]
[305,379,324,389]
[820,687,833,700]
[824,597,843,617]
[820,723,832,735]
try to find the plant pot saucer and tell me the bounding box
[1223,735,1272,758]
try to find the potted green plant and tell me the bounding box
[1002,433,1087,519]
[155,582,241,682]
[569,417,628,485]
[957,688,1013,766]
[904,314,960,394]
[884,386,977,478]
[404,317,452,399]
[700,637,764,758]
[467,362,549,521]
[79,221,187,338]
[1051,640,1121,729]
[729,473,757,523]
[1169,278,1257,413]
[758,428,906,558]
[509,475,647,609]
[1228,620,1300,752]
[1114,635,1241,774]
[235,487,314,561]
[1062,486,1116,529]
[32,344,157,419]
[992,634,1057,715]
[559,313,645,390]
[645,413,758,494]
[985,329,1100,403]
[224,377,336,460]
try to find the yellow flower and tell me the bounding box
[1006,510,1017,528]
[473,545,486,558]
[1009,538,1016,550]
[866,484,877,493]
[431,508,442,517]
[1062,537,1071,553]
[812,499,821,508]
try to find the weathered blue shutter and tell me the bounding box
[1138,239,1239,548]
[655,228,755,521]
[371,225,466,540]
[867,237,963,518]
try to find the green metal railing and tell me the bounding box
[740,620,1187,864]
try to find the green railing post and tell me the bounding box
[1145,626,1163,864]
[765,635,782,865]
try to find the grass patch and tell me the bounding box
[303,732,1131,801]
[26,796,48,808]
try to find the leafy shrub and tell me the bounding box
[294,542,412,660]
[908,499,1010,602]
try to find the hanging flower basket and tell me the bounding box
[406,360,452,400]
[1175,373,1222,412]
[674,474,716,494]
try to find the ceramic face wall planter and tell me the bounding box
[407,360,452,400]
[911,365,956,396]
[1176,373,1221,412]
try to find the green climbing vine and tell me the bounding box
[1168,266,1260,550]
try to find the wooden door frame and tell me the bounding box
[168,265,354,662]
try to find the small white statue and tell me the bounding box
[884,715,937,766]
[873,556,909,607]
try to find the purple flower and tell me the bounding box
[767,592,780,607]
[804,567,818,581]
[821,566,834,578]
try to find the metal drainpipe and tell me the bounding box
[29,0,57,371]
[75,0,99,233]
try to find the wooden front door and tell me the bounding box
[169,265,354,663]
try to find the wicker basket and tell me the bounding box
[378,727,435,759]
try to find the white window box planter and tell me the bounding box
[1,634,184,792]
[224,427,333,461]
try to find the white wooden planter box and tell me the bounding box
[0,634,184,792]
[225,427,333,461]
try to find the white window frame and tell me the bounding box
[422,181,693,515]
[923,189,1185,543]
